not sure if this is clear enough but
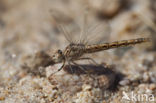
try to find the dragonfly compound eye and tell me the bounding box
[57,50,62,54]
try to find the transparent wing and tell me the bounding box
[50,10,76,44]
[75,6,111,45]
[78,7,89,44]
[50,9,111,45]
[80,20,111,45]
[59,24,74,43]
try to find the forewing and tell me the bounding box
[50,10,78,44]
[75,7,111,45]
[81,20,111,45]
[50,9,111,45]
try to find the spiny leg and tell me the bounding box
[48,60,66,80]
[76,57,99,65]
[58,60,66,72]
[77,57,111,68]
[71,61,88,74]
[71,61,95,78]
[67,60,74,73]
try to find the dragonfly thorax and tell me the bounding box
[63,43,86,61]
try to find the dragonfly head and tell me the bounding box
[51,49,65,63]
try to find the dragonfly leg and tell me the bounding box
[48,60,66,80]
[57,60,66,71]
[67,60,74,73]
[80,58,111,68]
[71,61,88,74]
[77,57,99,65]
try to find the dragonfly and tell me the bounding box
[49,10,151,75]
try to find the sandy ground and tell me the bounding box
[0,0,156,103]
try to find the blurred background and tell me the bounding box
[0,0,156,102]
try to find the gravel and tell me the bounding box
[0,0,155,103]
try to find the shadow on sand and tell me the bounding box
[63,64,125,90]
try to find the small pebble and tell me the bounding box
[138,84,146,89]
[119,79,130,86]
[143,72,150,82]
[146,88,153,94]
[11,54,16,58]
[149,84,156,90]
[0,96,5,101]
[82,84,92,91]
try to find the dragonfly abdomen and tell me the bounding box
[84,38,151,53]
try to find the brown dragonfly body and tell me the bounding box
[51,37,150,73]
[50,9,150,74]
